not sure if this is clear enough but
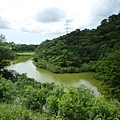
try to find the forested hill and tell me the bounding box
[35,13,120,74]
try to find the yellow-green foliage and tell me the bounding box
[13,56,32,64]
[0,103,45,120]
[17,52,35,56]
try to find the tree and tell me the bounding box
[0,76,14,102]
[58,86,95,120]
[101,19,108,25]
[0,34,16,70]
[0,34,6,42]
[57,85,120,120]
[108,14,118,22]
[95,50,120,100]
[96,50,120,87]
[22,86,46,112]
[46,85,65,116]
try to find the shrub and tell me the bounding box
[0,76,14,102]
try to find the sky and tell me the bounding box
[0,0,120,44]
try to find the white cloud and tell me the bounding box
[36,7,66,23]
[0,17,10,29]
[0,0,120,44]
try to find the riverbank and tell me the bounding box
[13,56,33,64]
[13,52,34,63]
[8,56,110,98]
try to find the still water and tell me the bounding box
[7,59,109,96]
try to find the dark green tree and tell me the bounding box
[96,50,120,87]
[35,13,120,74]
[0,34,16,70]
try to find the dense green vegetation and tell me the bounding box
[0,75,120,119]
[0,39,38,53]
[95,50,120,100]
[0,34,16,70]
[35,13,120,74]
[12,43,38,52]
[34,13,120,100]
[0,13,120,119]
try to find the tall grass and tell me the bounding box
[13,56,33,64]
[17,52,35,56]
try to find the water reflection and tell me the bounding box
[8,60,100,96]
[72,79,100,96]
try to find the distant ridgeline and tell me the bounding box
[13,44,38,52]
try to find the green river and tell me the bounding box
[7,57,110,98]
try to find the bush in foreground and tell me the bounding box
[0,75,120,120]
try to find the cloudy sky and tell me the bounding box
[0,0,120,44]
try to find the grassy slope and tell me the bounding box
[17,52,35,56]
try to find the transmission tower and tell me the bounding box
[64,21,70,34]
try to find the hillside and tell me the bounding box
[34,13,120,99]
[34,13,120,73]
